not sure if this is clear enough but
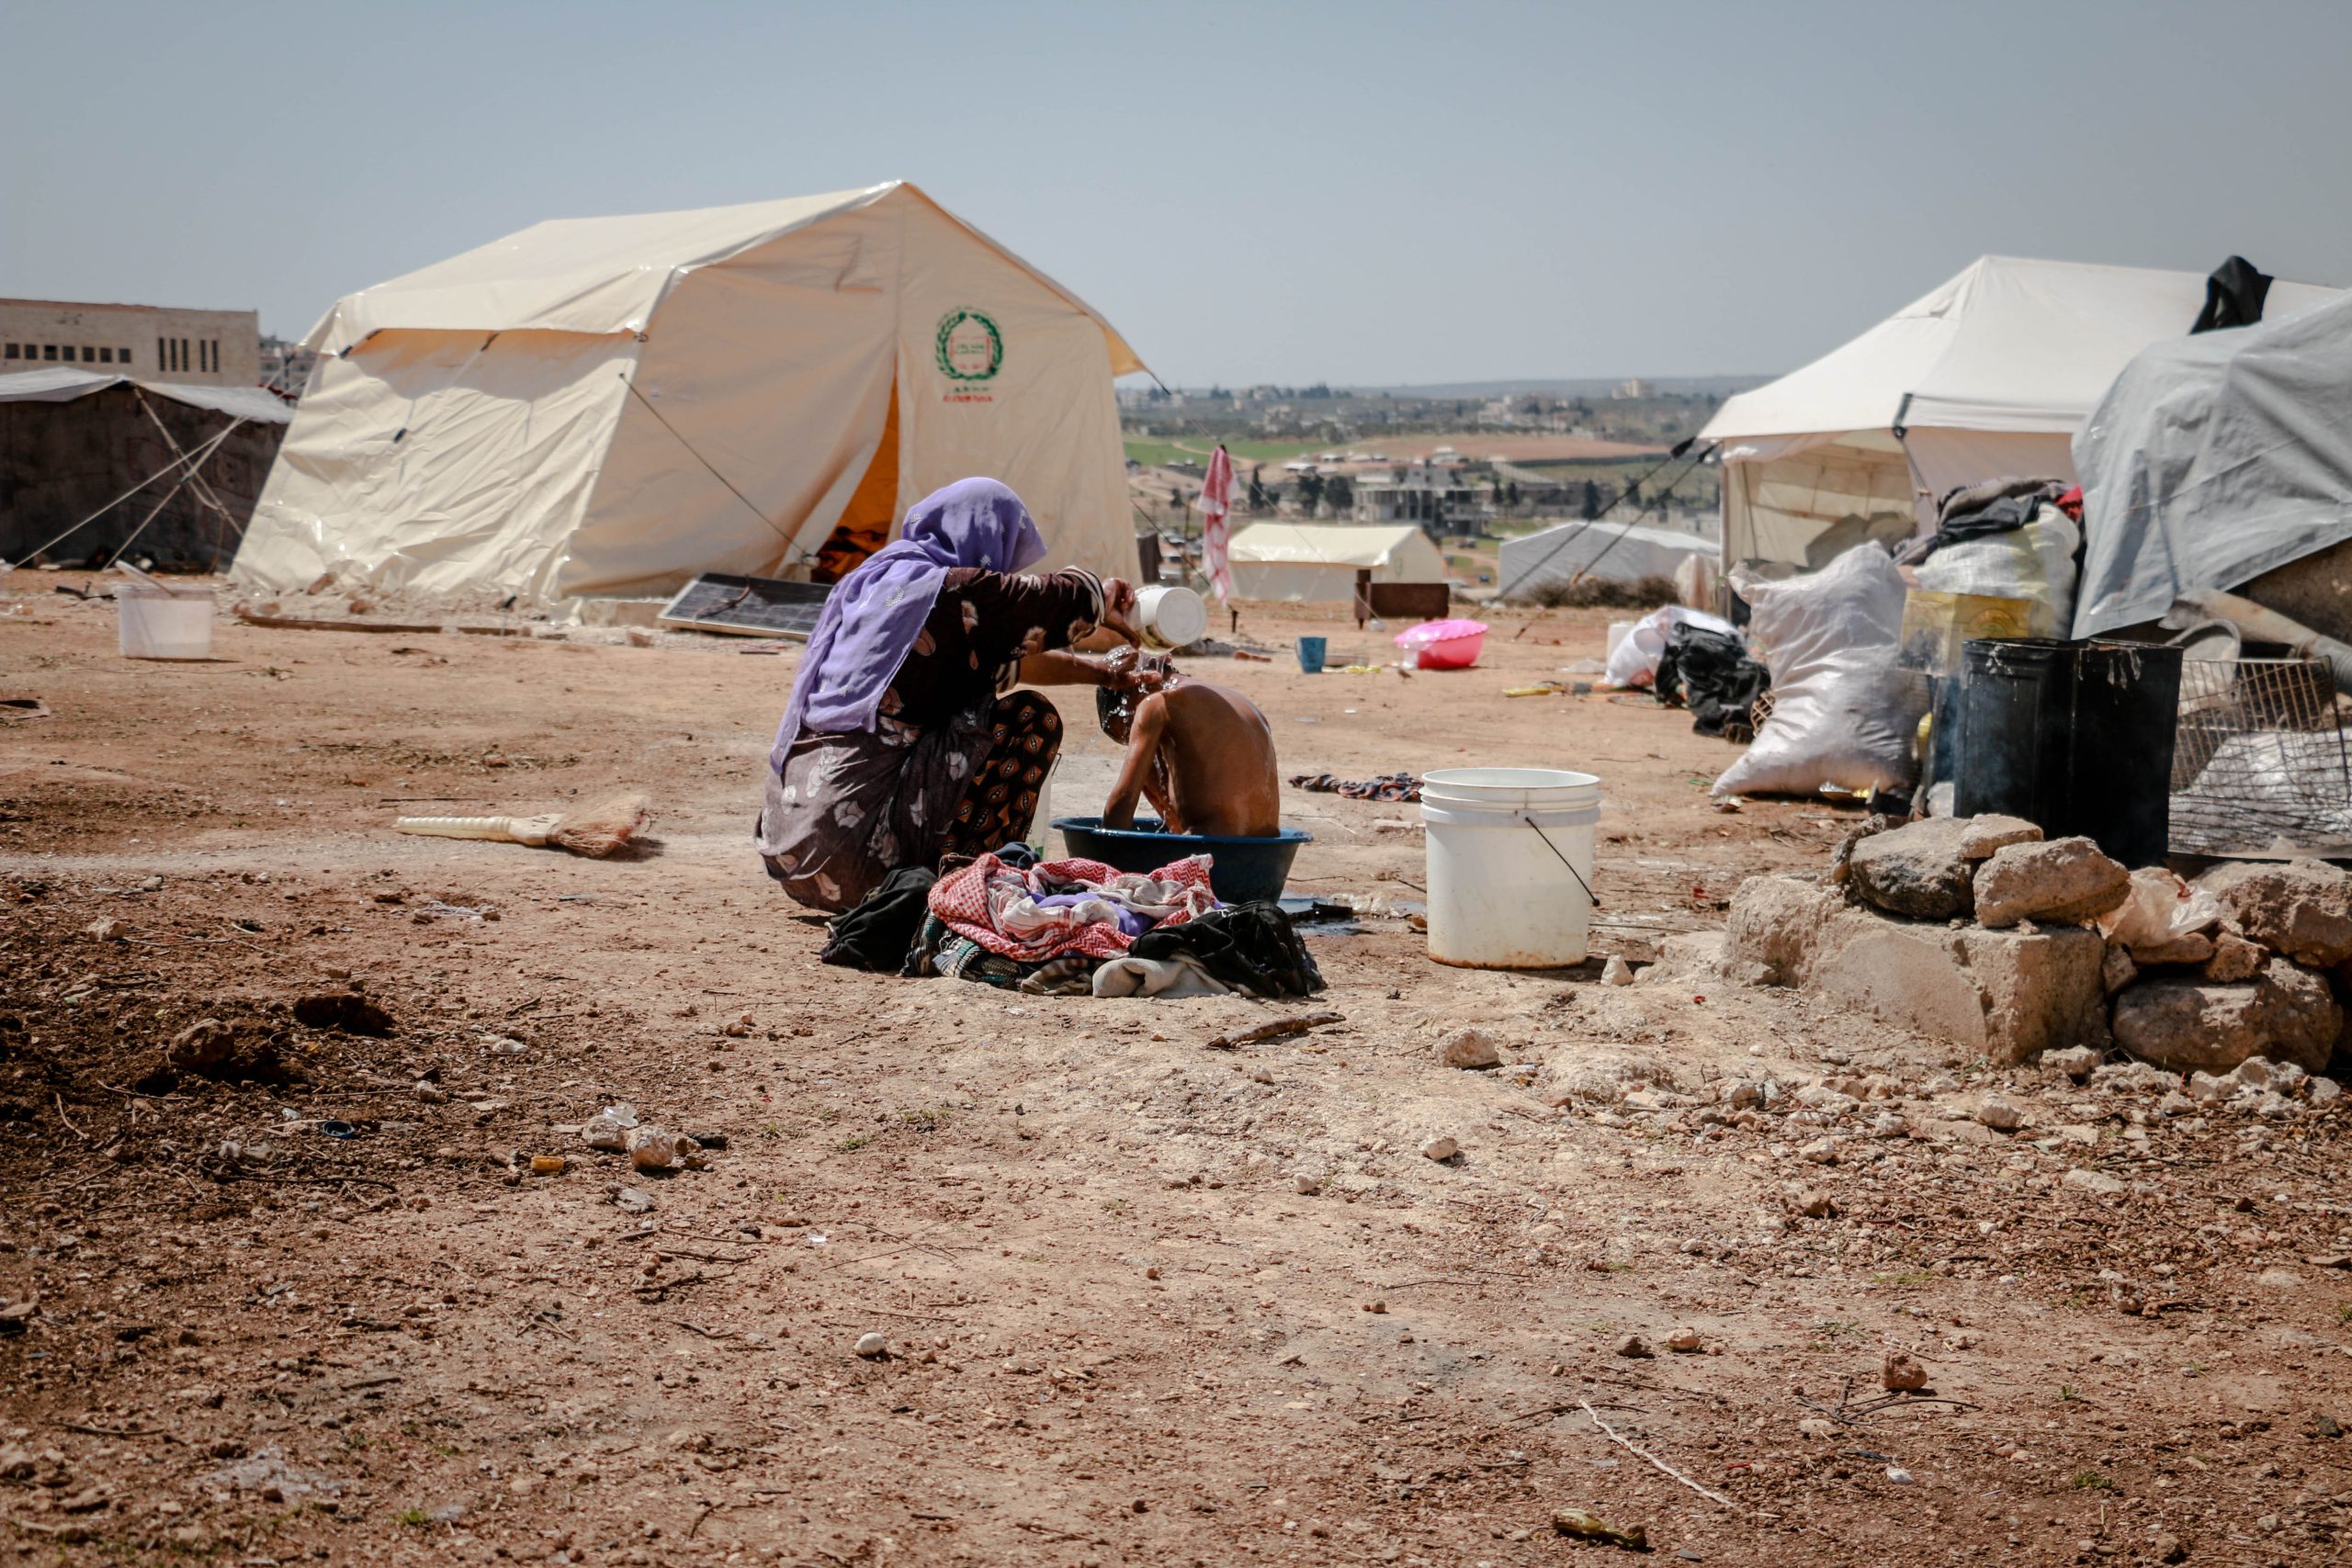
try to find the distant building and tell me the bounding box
[0,299,260,388]
[1613,378,1656,400]
[1351,463,1487,534]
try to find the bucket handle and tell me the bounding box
[1518,810,1600,909]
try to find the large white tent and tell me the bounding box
[1496,519,1714,601]
[234,181,1145,601]
[1701,256,2337,575]
[1227,523,1450,603]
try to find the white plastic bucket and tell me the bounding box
[1605,620,1636,661]
[1136,584,1208,649]
[1419,767,1600,968]
[117,583,214,660]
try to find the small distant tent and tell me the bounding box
[2075,288,2352,638]
[1701,256,2338,575]
[1227,523,1450,603]
[0,368,290,570]
[1497,519,1715,601]
[233,181,1144,600]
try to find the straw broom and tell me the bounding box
[394,792,652,858]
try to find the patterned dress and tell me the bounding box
[756,567,1104,912]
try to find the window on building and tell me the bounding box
[43,344,58,361]
[179,338,190,373]
[119,347,131,364]
[61,346,75,362]
[97,347,112,364]
[157,335,166,370]
[83,347,95,363]
[2,344,15,360]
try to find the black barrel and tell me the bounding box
[1952,637,2182,867]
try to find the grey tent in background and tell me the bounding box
[2075,289,2352,640]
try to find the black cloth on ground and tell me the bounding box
[1129,902,1326,998]
[1655,624,1770,739]
[819,866,938,972]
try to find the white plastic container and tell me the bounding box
[1419,767,1600,968]
[1605,619,1636,662]
[1136,583,1209,649]
[116,582,215,660]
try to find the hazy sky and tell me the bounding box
[7,0,2350,386]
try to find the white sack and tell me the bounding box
[1714,544,1923,798]
[1914,504,2080,638]
[1604,604,1736,689]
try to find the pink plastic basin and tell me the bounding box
[1396,617,1488,671]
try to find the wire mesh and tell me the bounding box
[2168,657,2352,856]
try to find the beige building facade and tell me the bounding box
[0,299,261,387]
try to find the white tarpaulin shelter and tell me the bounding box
[2074,288,2352,638]
[1498,519,1715,601]
[233,181,1144,600]
[1701,256,2337,575]
[1227,523,1449,603]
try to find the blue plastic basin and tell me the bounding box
[1049,818,1313,905]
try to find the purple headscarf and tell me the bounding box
[770,478,1047,766]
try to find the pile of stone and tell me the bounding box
[1724,815,2349,1076]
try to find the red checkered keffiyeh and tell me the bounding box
[928,852,1217,964]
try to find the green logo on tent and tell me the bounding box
[934,308,1004,382]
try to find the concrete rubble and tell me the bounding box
[1724,818,2352,1077]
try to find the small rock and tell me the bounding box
[1665,1328,1702,1353]
[2101,944,2141,994]
[2197,858,2352,966]
[1436,1028,1502,1070]
[1419,1135,1458,1162]
[2129,931,2215,966]
[1974,1098,2023,1132]
[1973,837,2132,928]
[2153,1532,2188,1563]
[2201,932,2265,983]
[1292,1173,1323,1195]
[612,1187,655,1213]
[1615,1334,1653,1359]
[2112,960,2341,1075]
[1884,1466,1914,1484]
[1600,955,1634,987]
[2255,1267,2304,1292]
[2041,1044,2101,1081]
[854,1332,888,1359]
[582,1102,640,1150]
[83,917,122,941]
[2108,1278,2146,1315]
[1846,818,1977,919]
[1882,1350,1928,1391]
[2063,1167,2129,1197]
[1957,814,2042,860]
[1798,1137,1838,1165]
[1870,1111,1911,1139]
[1796,1416,1836,1439]
[2311,1077,2344,1109]
[1797,1190,1838,1219]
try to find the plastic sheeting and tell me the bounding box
[1497,519,1716,600]
[0,367,292,423]
[2073,288,2352,638]
[1702,256,2338,573]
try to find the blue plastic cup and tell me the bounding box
[1297,636,1328,674]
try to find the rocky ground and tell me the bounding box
[2,574,2349,1566]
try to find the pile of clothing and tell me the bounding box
[1897,477,2086,639]
[1288,772,1423,802]
[819,845,1324,999]
[1653,622,1770,741]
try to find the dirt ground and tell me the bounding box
[3,575,2349,1567]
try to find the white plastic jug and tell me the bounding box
[1419,767,1600,968]
[116,583,214,660]
[1605,620,1636,662]
[1136,584,1209,650]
